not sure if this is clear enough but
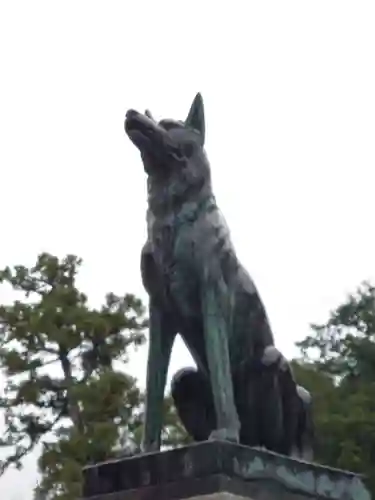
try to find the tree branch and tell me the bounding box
[0,409,65,476]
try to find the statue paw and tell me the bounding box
[140,440,160,454]
[209,427,239,443]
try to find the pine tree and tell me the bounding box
[296,281,375,496]
[0,253,147,499]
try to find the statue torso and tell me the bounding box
[142,197,216,323]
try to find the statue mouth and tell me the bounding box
[125,109,157,152]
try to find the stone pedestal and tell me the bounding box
[82,441,371,500]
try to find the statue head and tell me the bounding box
[124,93,207,179]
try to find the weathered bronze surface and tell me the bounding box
[124,94,313,458]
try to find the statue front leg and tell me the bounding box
[142,303,175,453]
[201,286,240,443]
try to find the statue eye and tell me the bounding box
[170,146,184,161]
[182,142,195,158]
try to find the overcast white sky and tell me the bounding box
[1,1,375,498]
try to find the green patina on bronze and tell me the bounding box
[124,94,313,458]
[83,441,372,499]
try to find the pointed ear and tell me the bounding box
[145,109,155,121]
[185,93,205,145]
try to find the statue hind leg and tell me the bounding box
[234,364,262,447]
[235,354,284,452]
[294,385,314,461]
[260,347,314,459]
[171,367,216,441]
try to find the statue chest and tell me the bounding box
[148,222,200,317]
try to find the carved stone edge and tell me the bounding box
[82,441,371,500]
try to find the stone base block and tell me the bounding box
[187,495,248,500]
[82,441,371,500]
[187,495,249,500]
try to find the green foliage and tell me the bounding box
[161,396,192,449]
[295,281,375,496]
[4,253,375,498]
[0,253,147,500]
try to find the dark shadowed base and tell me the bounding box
[82,441,371,500]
